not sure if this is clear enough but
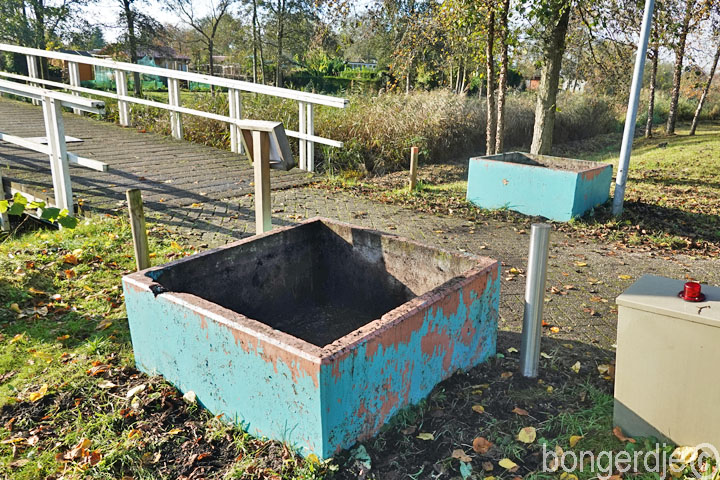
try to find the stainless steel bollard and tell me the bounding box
[520,223,551,377]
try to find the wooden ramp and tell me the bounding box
[0,97,314,213]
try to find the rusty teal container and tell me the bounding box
[466,152,612,221]
[122,218,500,458]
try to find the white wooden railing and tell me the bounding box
[0,79,108,223]
[0,43,349,172]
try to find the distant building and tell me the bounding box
[135,47,190,72]
[347,60,377,70]
[50,49,95,81]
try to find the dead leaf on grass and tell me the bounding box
[517,426,536,444]
[28,384,48,402]
[473,437,493,454]
[471,405,485,414]
[571,361,581,374]
[512,407,529,416]
[452,449,472,463]
[613,426,636,443]
[569,435,583,447]
[499,458,518,470]
[417,432,434,441]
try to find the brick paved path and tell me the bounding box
[2,97,718,351]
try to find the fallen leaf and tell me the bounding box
[672,446,698,465]
[500,371,513,379]
[64,269,76,279]
[452,449,472,463]
[499,458,518,470]
[512,407,529,416]
[168,428,183,435]
[612,426,636,444]
[597,364,611,375]
[569,435,583,447]
[10,303,22,314]
[63,254,79,265]
[97,380,117,389]
[29,384,48,402]
[547,386,554,393]
[183,390,197,404]
[10,333,25,344]
[126,384,146,399]
[95,319,113,331]
[28,287,45,295]
[471,405,485,414]
[482,461,494,471]
[417,432,434,441]
[571,361,581,374]
[127,429,142,440]
[56,334,70,341]
[472,436,493,454]
[560,472,579,480]
[550,326,560,333]
[517,426,537,444]
[575,262,588,267]
[618,274,632,280]
[540,352,553,359]
[9,459,30,468]
[507,347,518,354]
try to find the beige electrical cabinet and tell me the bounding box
[615,275,720,447]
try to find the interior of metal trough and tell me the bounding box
[147,220,478,347]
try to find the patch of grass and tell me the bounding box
[0,216,330,479]
[563,123,720,256]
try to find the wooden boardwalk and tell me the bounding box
[0,97,313,213]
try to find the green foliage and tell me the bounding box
[0,192,77,229]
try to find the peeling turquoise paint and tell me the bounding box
[122,224,500,459]
[466,152,613,221]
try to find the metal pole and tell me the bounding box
[612,0,655,216]
[520,223,551,378]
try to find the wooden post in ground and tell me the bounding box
[409,146,419,191]
[0,169,9,232]
[126,189,150,271]
[252,130,272,234]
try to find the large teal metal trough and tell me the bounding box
[122,218,500,458]
[466,152,613,221]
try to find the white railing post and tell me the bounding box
[168,78,183,140]
[298,101,307,170]
[252,130,271,234]
[26,54,40,105]
[115,70,130,127]
[68,61,81,115]
[228,88,244,154]
[41,95,73,216]
[306,103,315,172]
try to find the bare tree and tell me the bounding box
[689,41,720,135]
[645,21,659,138]
[666,0,699,135]
[485,7,497,155]
[166,0,236,90]
[495,0,511,153]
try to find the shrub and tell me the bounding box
[112,89,621,174]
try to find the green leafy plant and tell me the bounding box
[0,192,78,229]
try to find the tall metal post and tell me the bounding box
[520,223,551,378]
[612,0,655,216]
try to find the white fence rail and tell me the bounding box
[0,79,108,218]
[0,43,349,172]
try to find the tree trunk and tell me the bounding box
[252,0,258,83]
[275,0,286,87]
[208,40,215,94]
[645,29,659,138]
[689,42,720,135]
[530,3,571,155]
[486,9,496,155]
[666,0,695,135]
[455,59,462,94]
[121,0,142,96]
[495,0,510,153]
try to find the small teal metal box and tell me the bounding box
[466,152,613,221]
[122,218,500,458]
